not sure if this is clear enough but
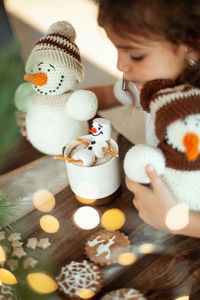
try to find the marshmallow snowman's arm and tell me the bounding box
[14,82,33,112]
[66,90,98,121]
[124,144,166,184]
[72,148,95,166]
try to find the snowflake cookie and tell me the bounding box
[56,260,103,299]
[0,284,17,300]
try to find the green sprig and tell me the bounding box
[0,195,17,230]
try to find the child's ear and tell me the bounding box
[182,44,200,62]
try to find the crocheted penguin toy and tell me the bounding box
[14,21,98,155]
[124,79,200,211]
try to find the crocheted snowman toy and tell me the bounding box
[14,21,98,155]
[124,79,200,211]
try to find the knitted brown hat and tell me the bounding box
[140,79,200,141]
[25,21,83,82]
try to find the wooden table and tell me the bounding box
[1,135,200,300]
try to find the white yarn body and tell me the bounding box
[124,144,200,211]
[162,168,200,211]
[25,91,94,155]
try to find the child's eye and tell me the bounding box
[130,55,144,62]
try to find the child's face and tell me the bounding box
[104,23,188,91]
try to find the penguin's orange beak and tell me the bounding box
[183,133,199,161]
[24,72,47,86]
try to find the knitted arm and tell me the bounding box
[14,82,33,112]
[66,90,98,121]
[124,144,166,184]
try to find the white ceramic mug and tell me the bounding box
[64,135,121,205]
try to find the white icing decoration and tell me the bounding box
[56,260,101,297]
[0,284,16,300]
[102,288,146,299]
[88,234,115,259]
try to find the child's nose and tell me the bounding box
[117,52,131,73]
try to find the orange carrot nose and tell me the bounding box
[24,72,47,86]
[89,128,97,133]
[183,133,199,161]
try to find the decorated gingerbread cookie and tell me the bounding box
[0,284,17,300]
[85,230,131,266]
[100,288,146,300]
[56,260,103,299]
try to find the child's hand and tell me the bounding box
[15,110,28,139]
[125,164,176,232]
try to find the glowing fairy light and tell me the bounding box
[33,190,55,212]
[165,203,189,231]
[139,243,155,254]
[39,215,60,233]
[101,208,125,231]
[0,246,6,264]
[117,252,137,266]
[76,288,95,299]
[0,268,17,284]
[73,206,100,230]
[26,272,58,294]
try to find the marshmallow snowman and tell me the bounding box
[14,21,98,155]
[73,118,112,166]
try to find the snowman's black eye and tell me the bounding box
[181,118,187,125]
[47,69,50,72]
[98,127,101,130]
[38,68,41,71]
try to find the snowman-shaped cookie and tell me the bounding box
[14,21,98,155]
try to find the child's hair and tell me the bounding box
[93,0,200,87]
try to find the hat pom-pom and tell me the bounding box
[140,79,175,112]
[47,21,76,41]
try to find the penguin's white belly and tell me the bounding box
[26,105,89,155]
[162,168,200,211]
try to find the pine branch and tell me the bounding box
[0,195,17,230]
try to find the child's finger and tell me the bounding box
[132,198,139,210]
[20,128,27,137]
[145,164,164,192]
[125,176,148,195]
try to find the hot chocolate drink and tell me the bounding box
[68,139,114,167]
[64,118,121,206]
